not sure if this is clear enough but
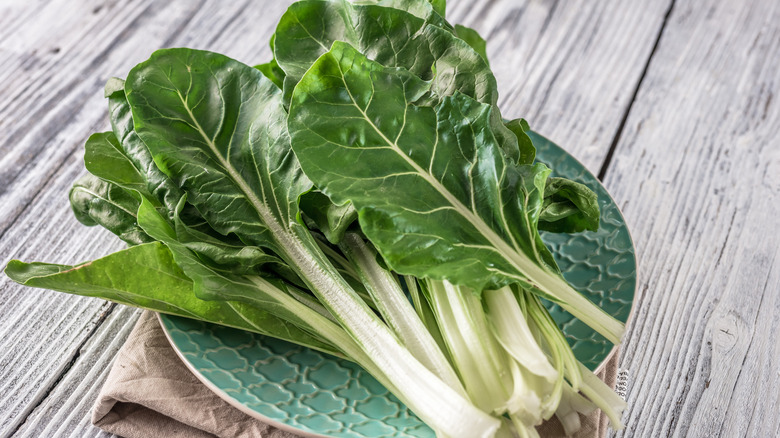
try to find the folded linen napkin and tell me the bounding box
[92,311,620,438]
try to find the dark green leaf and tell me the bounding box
[105,78,182,213]
[454,24,489,66]
[125,48,311,253]
[299,191,358,244]
[539,177,600,233]
[84,132,152,199]
[4,242,338,355]
[504,118,536,165]
[273,0,521,162]
[135,197,346,356]
[69,174,152,245]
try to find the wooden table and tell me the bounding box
[1,0,778,437]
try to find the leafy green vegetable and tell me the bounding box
[5,1,628,435]
[538,177,600,233]
[69,174,151,245]
[84,132,153,200]
[4,242,339,356]
[273,0,523,163]
[288,42,622,343]
[454,24,490,65]
[105,78,182,213]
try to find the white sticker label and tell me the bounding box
[615,368,629,400]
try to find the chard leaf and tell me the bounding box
[172,211,281,273]
[539,178,600,233]
[367,0,451,29]
[105,78,182,213]
[136,198,322,331]
[103,79,288,272]
[125,48,311,253]
[289,43,623,343]
[254,34,285,89]
[273,0,522,162]
[289,42,545,290]
[4,242,338,355]
[69,174,152,245]
[504,118,536,165]
[299,191,358,244]
[123,50,502,433]
[84,132,153,200]
[428,0,446,17]
[454,24,489,66]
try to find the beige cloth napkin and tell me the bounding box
[93,311,620,438]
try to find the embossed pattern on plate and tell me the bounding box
[160,132,636,437]
[531,132,636,368]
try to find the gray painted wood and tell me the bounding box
[12,306,141,438]
[4,0,775,437]
[601,0,780,436]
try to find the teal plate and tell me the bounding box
[159,132,636,438]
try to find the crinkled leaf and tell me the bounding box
[504,118,536,165]
[370,0,451,29]
[273,0,521,162]
[289,43,557,291]
[300,191,358,244]
[454,24,489,66]
[164,197,285,275]
[69,174,151,245]
[96,80,288,270]
[135,198,345,354]
[84,132,153,199]
[105,78,182,213]
[125,48,312,253]
[539,178,600,233]
[4,242,337,355]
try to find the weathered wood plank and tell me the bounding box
[11,306,140,438]
[0,0,289,435]
[601,0,780,436]
[447,0,673,171]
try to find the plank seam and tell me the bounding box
[4,303,118,438]
[596,0,677,181]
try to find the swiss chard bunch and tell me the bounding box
[6,0,626,436]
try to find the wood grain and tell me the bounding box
[601,0,780,436]
[11,306,140,438]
